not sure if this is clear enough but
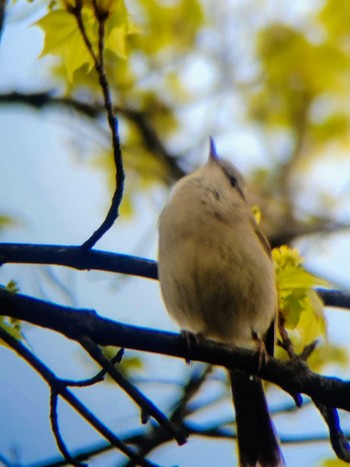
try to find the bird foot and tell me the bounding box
[252,331,268,374]
[181,330,204,365]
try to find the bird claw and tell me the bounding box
[252,331,268,373]
[181,330,204,365]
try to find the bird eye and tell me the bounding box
[228,175,238,187]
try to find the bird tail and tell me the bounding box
[229,369,284,467]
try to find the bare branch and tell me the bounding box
[62,348,124,387]
[170,365,213,423]
[0,91,102,117]
[1,243,348,309]
[66,3,124,249]
[317,288,350,309]
[50,390,84,466]
[0,243,158,279]
[2,288,350,413]
[79,336,187,445]
[0,326,159,467]
[314,401,350,462]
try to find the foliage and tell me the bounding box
[36,0,139,82]
[273,245,328,348]
[34,0,204,217]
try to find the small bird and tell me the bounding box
[158,138,284,466]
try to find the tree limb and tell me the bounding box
[0,243,157,279]
[1,287,350,413]
[0,243,349,309]
[67,3,124,250]
[50,390,84,466]
[0,326,159,467]
[79,336,186,445]
[314,401,350,462]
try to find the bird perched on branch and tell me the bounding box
[158,138,284,466]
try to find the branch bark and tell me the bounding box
[1,287,350,413]
[0,326,158,467]
[0,243,157,279]
[0,243,349,309]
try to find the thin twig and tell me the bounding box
[0,243,158,279]
[121,365,214,465]
[80,336,187,445]
[314,400,350,462]
[29,420,350,467]
[0,243,349,310]
[2,288,350,413]
[171,365,213,423]
[50,390,84,466]
[0,326,159,467]
[69,2,125,249]
[61,349,124,387]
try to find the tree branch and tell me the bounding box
[0,326,158,467]
[0,243,157,279]
[79,336,186,445]
[1,287,350,413]
[0,243,349,309]
[68,3,124,250]
[314,401,350,462]
[50,390,83,466]
[0,91,102,117]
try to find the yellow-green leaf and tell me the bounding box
[273,245,329,347]
[35,1,140,83]
[35,7,95,82]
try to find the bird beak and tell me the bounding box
[209,137,219,161]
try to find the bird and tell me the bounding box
[157,138,284,466]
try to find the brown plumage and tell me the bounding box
[158,139,284,466]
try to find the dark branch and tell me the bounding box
[61,348,124,387]
[314,401,350,462]
[79,336,186,445]
[119,106,185,181]
[170,365,213,423]
[0,326,158,467]
[2,288,350,413]
[0,243,349,309]
[0,91,102,117]
[317,288,350,309]
[0,243,158,279]
[123,365,214,464]
[50,391,84,466]
[69,4,124,250]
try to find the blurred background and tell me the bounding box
[1,0,350,465]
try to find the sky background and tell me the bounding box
[1,1,350,466]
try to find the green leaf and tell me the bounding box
[35,7,95,82]
[35,1,139,82]
[273,246,329,347]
